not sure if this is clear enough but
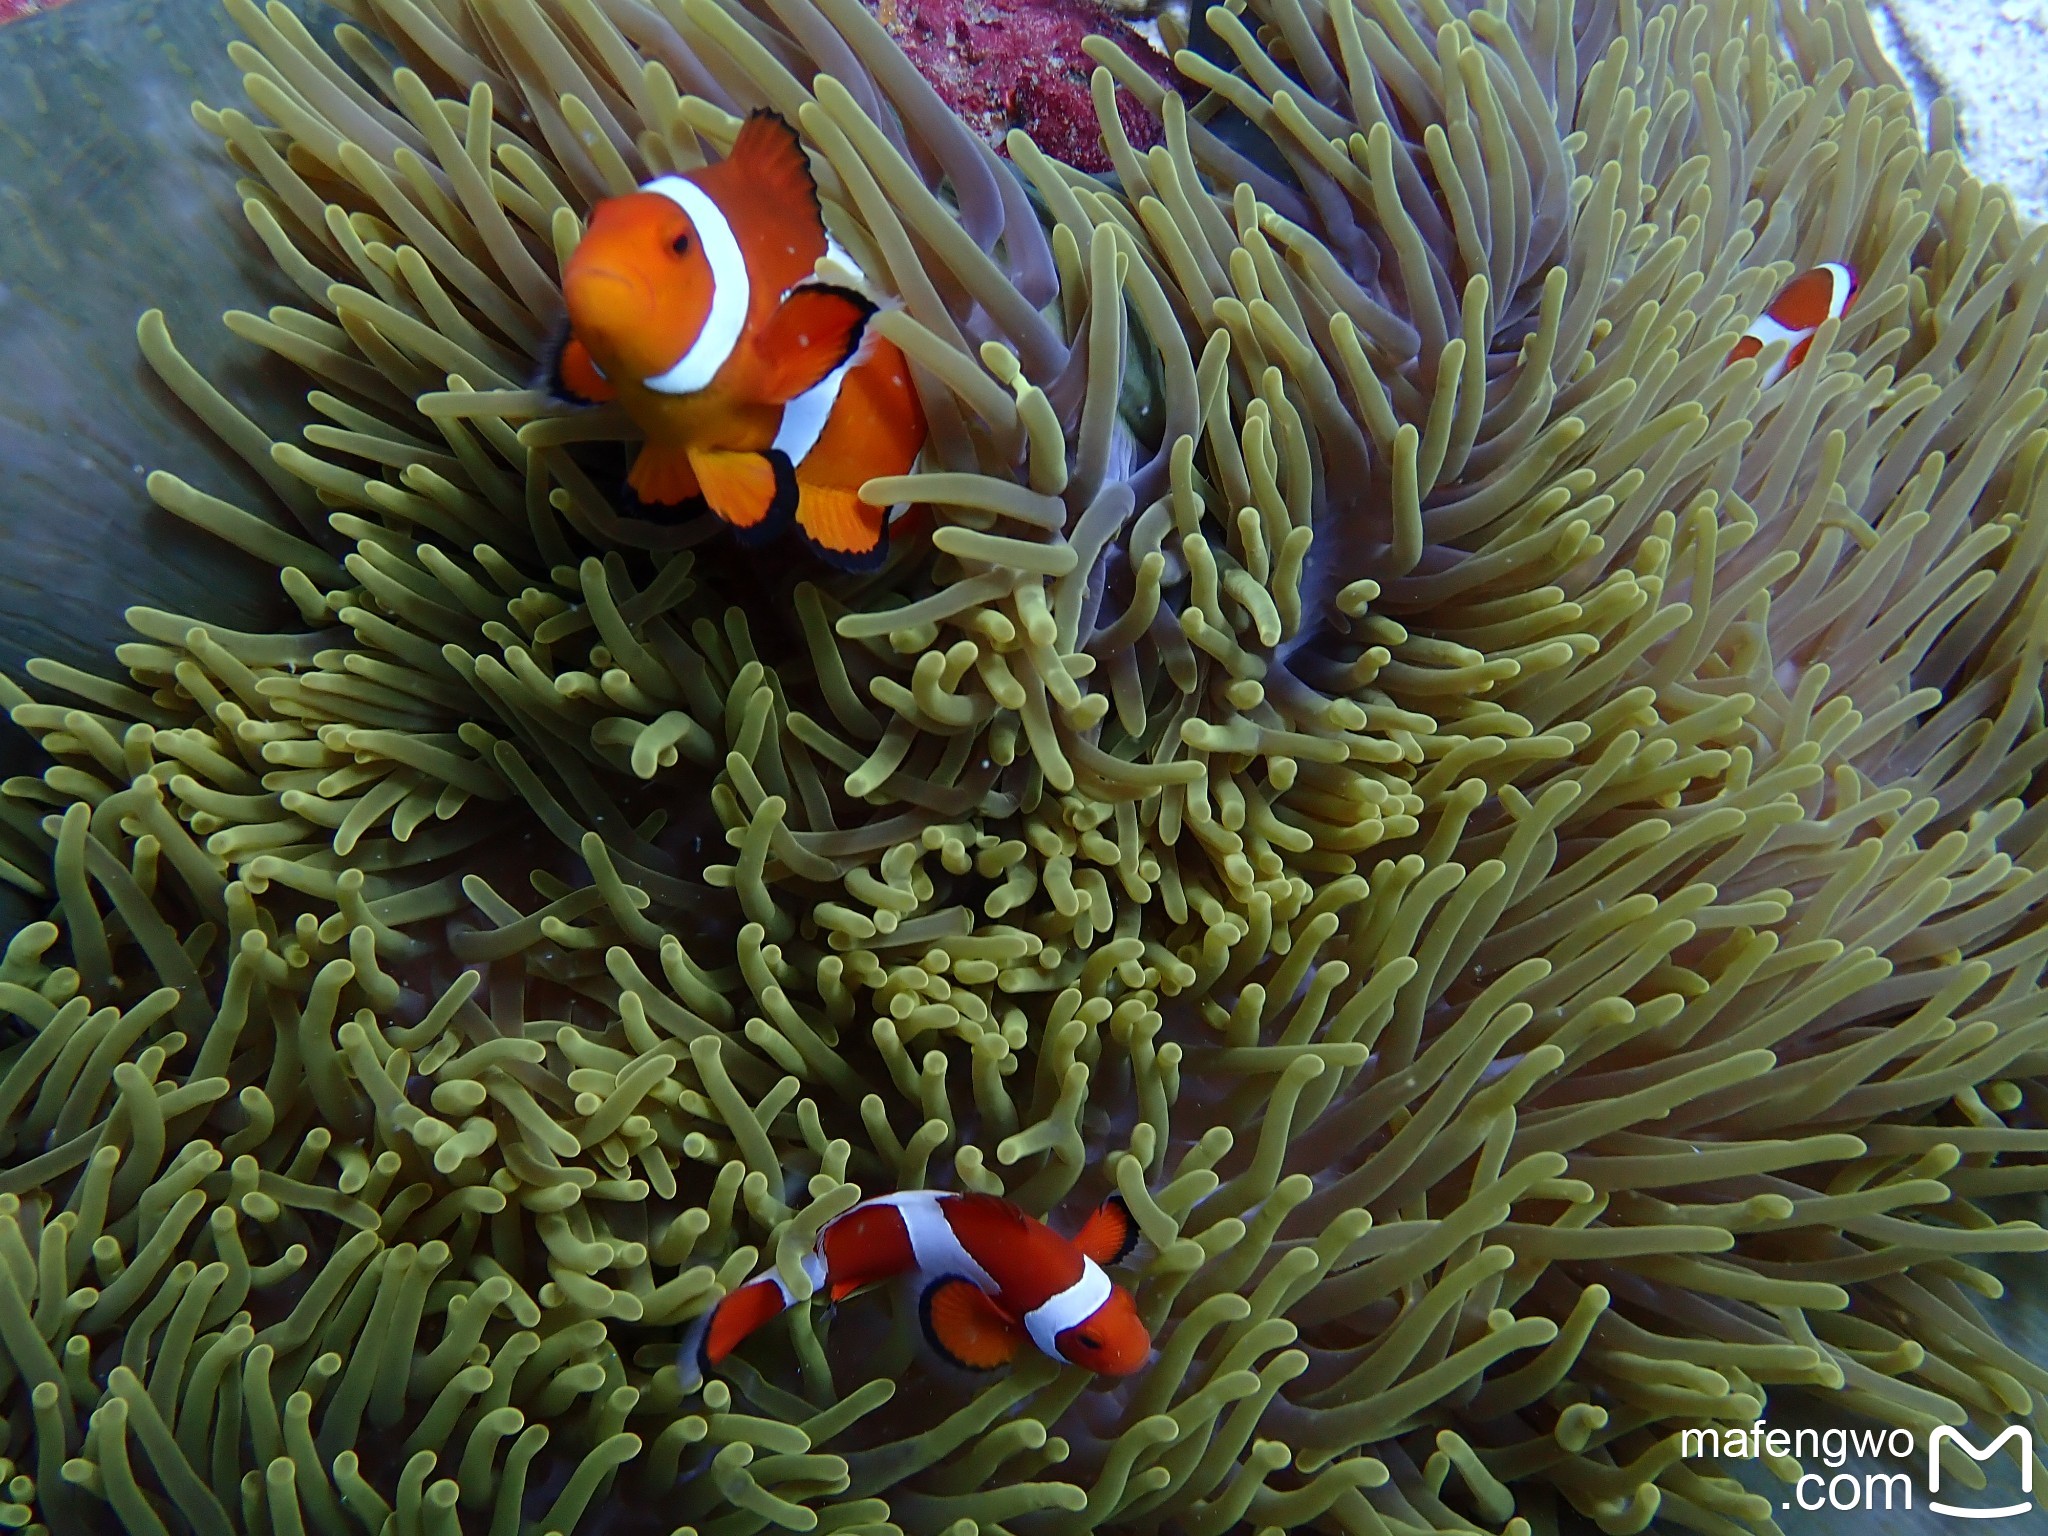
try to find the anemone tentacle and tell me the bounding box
[5,2,2048,1534]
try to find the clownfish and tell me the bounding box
[544,110,926,569]
[1726,261,1859,386]
[682,1191,1151,1382]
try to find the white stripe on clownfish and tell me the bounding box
[1023,1258,1111,1358]
[772,353,856,464]
[765,1249,829,1306]
[774,235,868,305]
[814,235,867,294]
[862,1190,1000,1293]
[1743,312,1810,387]
[1809,261,1855,319]
[640,174,750,395]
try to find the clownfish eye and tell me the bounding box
[671,231,691,256]
[1076,1333,1100,1349]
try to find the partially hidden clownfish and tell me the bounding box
[543,110,926,570]
[1726,261,1859,387]
[682,1191,1151,1383]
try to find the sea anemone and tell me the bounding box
[5,0,2048,1533]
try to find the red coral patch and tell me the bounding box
[873,0,1186,173]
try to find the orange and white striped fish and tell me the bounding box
[544,110,925,569]
[682,1191,1150,1382]
[1726,262,1859,386]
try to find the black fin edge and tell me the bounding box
[727,452,800,547]
[789,281,880,365]
[679,1306,716,1387]
[794,492,891,573]
[1099,1193,1141,1266]
[619,485,708,527]
[536,317,602,406]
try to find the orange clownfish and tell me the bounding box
[544,110,926,569]
[682,1191,1151,1382]
[1726,261,1859,386]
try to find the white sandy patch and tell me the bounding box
[1876,0,2048,226]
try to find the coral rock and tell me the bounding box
[872,0,1181,169]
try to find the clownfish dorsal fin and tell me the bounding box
[539,322,616,405]
[742,285,877,405]
[920,1275,1025,1370]
[1073,1194,1140,1267]
[723,109,822,227]
[690,447,796,541]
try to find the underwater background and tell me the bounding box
[7,1,2048,1534]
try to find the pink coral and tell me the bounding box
[872,0,1182,171]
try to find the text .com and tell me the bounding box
[1681,1421,2036,1518]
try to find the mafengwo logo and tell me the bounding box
[1683,1420,2037,1519]
[1927,1426,2034,1520]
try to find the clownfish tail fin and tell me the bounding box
[690,1274,794,1379]
[676,1309,714,1390]
[1074,1193,1141,1267]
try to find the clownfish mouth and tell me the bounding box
[562,264,657,366]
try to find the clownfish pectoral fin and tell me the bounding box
[540,323,616,405]
[690,448,796,542]
[794,484,888,570]
[746,286,878,405]
[1074,1194,1141,1267]
[725,109,822,225]
[628,440,701,506]
[920,1276,1026,1371]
